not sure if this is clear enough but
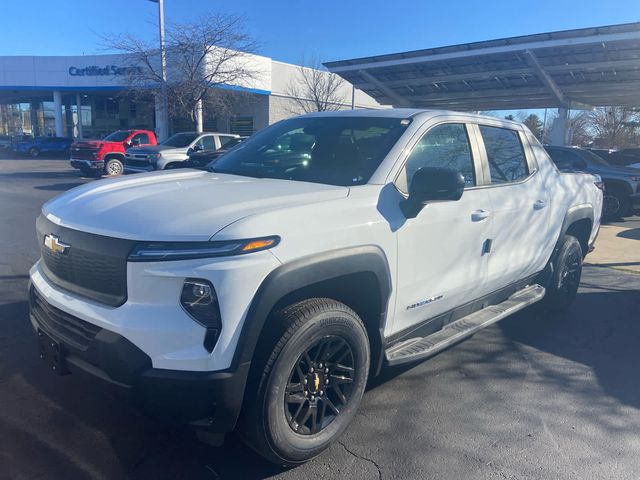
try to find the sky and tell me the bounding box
[1,0,639,64]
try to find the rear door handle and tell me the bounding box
[534,200,547,210]
[471,209,491,221]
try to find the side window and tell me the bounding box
[218,136,236,148]
[399,123,475,191]
[479,126,528,184]
[131,133,150,145]
[202,135,216,150]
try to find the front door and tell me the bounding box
[392,123,493,336]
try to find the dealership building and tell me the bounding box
[0,52,383,140]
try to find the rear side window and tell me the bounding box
[218,136,236,148]
[201,136,216,150]
[399,123,475,191]
[480,126,528,184]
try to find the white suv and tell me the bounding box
[29,109,602,465]
[124,131,239,172]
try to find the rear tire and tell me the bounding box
[602,188,630,220]
[241,298,370,466]
[104,157,124,176]
[541,235,583,312]
[29,147,40,158]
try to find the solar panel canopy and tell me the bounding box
[325,23,640,111]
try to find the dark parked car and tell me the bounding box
[609,148,640,167]
[168,137,246,170]
[14,136,73,158]
[545,145,640,219]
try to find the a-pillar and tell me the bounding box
[53,91,64,137]
[549,107,569,146]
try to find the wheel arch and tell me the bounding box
[104,152,125,161]
[234,246,392,378]
[556,205,594,258]
[603,179,633,196]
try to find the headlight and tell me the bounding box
[128,236,280,261]
[629,175,640,182]
[181,279,221,351]
[152,153,162,159]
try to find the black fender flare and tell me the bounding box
[602,179,633,196]
[543,205,594,282]
[232,245,393,371]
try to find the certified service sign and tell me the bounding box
[68,65,142,77]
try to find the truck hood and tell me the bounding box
[73,140,120,149]
[127,145,178,154]
[42,170,349,241]
[589,164,640,176]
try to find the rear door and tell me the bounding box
[392,122,493,335]
[474,124,550,291]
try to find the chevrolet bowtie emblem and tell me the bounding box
[43,234,70,255]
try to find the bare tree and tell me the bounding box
[104,13,258,130]
[568,111,592,146]
[587,107,640,148]
[522,114,543,139]
[284,57,347,114]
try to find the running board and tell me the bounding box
[385,284,545,366]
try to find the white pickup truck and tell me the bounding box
[29,109,602,465]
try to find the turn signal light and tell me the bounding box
[241,238,276,252]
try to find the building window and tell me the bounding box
[230,116,253,136]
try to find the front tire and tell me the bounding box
[542,235,583,312]
[241,298,370,466]
[104,157,124,176]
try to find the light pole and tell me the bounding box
[148,0,169,141]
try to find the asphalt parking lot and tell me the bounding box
[1,156,639,480]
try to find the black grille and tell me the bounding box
[30,287,102,351]
[71,147,97,160]
[125,158,152,168]
[37,215,137,306]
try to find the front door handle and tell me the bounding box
[471,209,491,221]
[534,200,547,210]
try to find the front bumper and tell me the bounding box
[29,283,249,431]
[70,158,104,170]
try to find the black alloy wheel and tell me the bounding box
[285,336,355,435]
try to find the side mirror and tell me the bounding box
[192,144,203,152]
[401,167,465,218]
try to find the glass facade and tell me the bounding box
[0,94,154,138]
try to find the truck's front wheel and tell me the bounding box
[105,157,124,176]
[242,298,370,466]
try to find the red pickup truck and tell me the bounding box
[70,129,157,176]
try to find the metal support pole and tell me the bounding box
[351,85,355,110]
[76,93,83,139]
[53,91,63,137]
[157,0,169,141]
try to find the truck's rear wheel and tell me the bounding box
[602,188,630,220]
[542,235,583,312]
[241,298,370,466]
[105,157,124,176]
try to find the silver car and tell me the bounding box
[124,131,239,173]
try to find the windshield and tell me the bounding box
[209,116,409,186]
[104,130,131,142]
[162,132,199,148]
